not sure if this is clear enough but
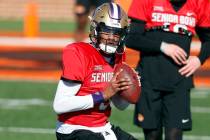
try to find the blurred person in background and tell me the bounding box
[53,3,137,140]
[74,0,112,41]
[126,0,210,140]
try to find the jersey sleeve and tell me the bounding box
[61,44,86,82]
[196,0,210,27]
[128,0,150,21]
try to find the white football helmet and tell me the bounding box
[89,2,128,54]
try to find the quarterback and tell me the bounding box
[53,3,137,140]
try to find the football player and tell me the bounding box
[53,3,137,140]
[126,0,210,140]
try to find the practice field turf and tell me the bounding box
[0,19,77,32]
[0,80,210,140]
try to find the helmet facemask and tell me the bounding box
[96,23,127,54]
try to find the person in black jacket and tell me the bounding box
[125,0,210,140]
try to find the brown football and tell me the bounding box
[114,63,141,104]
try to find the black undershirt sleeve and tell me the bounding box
[60,76,82,84]
[196,27,210,64]
[125,18,162,53]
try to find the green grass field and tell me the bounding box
[0,80,210,140]
[0,19,78,32]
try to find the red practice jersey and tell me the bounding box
[128,0,210,35]
[58,42,124,127]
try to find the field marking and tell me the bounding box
[0,126,209,140]
[130,132,210,140]
[191,90,210,99]
[0,98,210,113]
[191,94,208,99]
[0,127,54,134]
[0,98,51,109]
[0,37,72,47]
[0,36,198,49]
[0,37,89,48]
[191,106,210,113]
[123,105,210,114]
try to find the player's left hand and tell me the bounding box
[179,56,201,77]
[103,69,132,100]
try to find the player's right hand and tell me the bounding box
[102,69,132,101]
[160,42,187,65]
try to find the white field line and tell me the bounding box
[0,37,89,48]
[121,105,210,114]
[191,106,210,113]
[0,37,72,47]
[0,98,210,113]
[0,98,51,106]
[0,36,198,49]
[0,127,55,134]
[191,94,208,99]
[0,98,51,109]
[191,91,210,99]
[0,126,209,140]
[130,132,210,140]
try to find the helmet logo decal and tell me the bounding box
[109,3,121,20]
